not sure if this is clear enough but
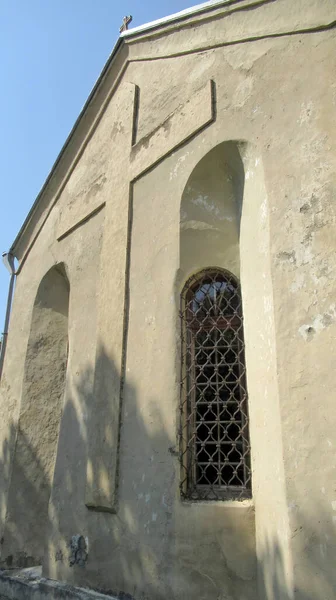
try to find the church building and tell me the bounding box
[0,1,335,599]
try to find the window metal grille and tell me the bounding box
[179,268,251,500]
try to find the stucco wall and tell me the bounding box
[2,265,69,567]
[0,1,335,599]
[0,192,105,569]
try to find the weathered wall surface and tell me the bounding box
[0,0,335,599]
[0,107,107,566]
[265,33,336,600]
[2,265,69,567]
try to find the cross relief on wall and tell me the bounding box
[84,78,216,513]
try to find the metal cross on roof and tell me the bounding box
[120,15,132,33]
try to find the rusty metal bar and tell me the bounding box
[180,268,251,501]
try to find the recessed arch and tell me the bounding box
[178,141,252,501]
[178,141,245,290]
[3,263,70,567]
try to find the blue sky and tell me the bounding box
[0,0,198,332]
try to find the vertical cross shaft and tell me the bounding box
[120,15,132,33]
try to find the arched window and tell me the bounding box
[180,268,251,500]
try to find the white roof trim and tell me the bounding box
[121,0,238,38]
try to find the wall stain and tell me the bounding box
[299,304,336,341]
[276,251,296,265]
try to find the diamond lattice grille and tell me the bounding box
[180,269,251,500]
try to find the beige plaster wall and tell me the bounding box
[0,161,106,568]
[0,2,335,599]
[1,204,104,566]
[115,143,257,600]
[2,265,69,567]
[265,36,336,600]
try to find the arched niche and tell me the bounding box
[178,141,244,286]
[178,141,250,496]
[3,264,69,567]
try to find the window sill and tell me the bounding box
[180,498,254,508]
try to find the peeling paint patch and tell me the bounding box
[170,153,189,180]
[296,244,314,267]
[145,315,155,326]
[290,273,305,293]
[299,202,311,214]
[298,101,314,125]
[180,220,220,231]
[299,304,336,340]
[190,194,233,221]
[277,251,296,265]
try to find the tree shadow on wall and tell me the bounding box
[0,345,176,599]
[45,345,182,600]
[0,347,336,600]
[0,418,33,567]
[258,506,336,600]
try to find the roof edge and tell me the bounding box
[9,0,336,259]
[10,37,124,256]
[121,0,242,38]
[8,0,252,257]
[10,1,239,256]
